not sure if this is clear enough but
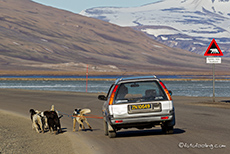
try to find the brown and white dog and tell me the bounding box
[29,109,44,133]
[73,108,92,132]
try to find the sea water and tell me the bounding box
[0,79,229,97]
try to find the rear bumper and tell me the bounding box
[110,113,175,129]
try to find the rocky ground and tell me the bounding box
[0,110,74,154]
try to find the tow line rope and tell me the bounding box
[58,111,103,119]
[73,114,103,119]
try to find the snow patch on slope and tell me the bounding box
[80,0,230,56]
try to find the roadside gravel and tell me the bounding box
[0,110,74,154]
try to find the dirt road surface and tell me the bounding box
[0,89,229,154]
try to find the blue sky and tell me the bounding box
[32,0,159,13]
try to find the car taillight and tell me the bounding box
[160,81,172,100]
[115,120,123,123]
[109,85,119,105]
[161,116,169,120]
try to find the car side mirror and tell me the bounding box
[98,95,107,101]
[168,90,172,96]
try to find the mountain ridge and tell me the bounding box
[1,0,230,75]
[80,0,230,57]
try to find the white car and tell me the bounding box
[98,76,175,138]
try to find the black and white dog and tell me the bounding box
[29,109,44,133]
[73,108,92,131]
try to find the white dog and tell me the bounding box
[50,105,62,118]
[29,109,44,133]
[73,108,92,131]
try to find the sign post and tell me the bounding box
[212,63,215,102]
[86,64,88,92]
[204,39,223,102]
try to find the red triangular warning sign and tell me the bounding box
[204,39,223,56]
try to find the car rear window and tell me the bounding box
[114,81,168,104]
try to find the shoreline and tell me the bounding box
[0,77,230,81]
[1,70,230,81]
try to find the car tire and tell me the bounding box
[108,131,116,138]
[103,120,108,136]
[161,125,174,134]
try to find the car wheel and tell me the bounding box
[161,125,174,134]
[108,131,116,138]
[103,120,108,136]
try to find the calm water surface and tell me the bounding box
[0,79,229,97]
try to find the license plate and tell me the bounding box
[130,104,152,110]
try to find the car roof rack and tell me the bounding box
[115,75,157,84]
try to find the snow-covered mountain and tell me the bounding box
[80,0,230,56]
